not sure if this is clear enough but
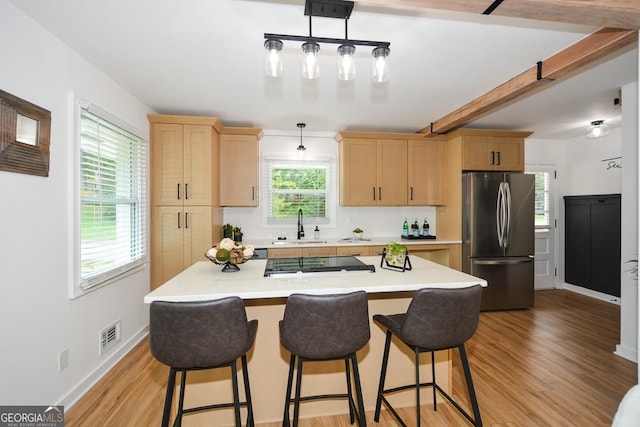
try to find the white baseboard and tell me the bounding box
[559,282,621,305]
[60,325,149,409]
[615,344,638,363]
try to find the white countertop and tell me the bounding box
[144,256,486,303]
[247,237,461,249]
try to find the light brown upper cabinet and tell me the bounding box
[336,131,445,206]
[151,120,220,206]
[337,136,407,206]
[219,128,263,207]
[408,138,446,205]
[461,135,527,172]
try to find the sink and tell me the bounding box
[338,238,371,243]
[271,239,328,245]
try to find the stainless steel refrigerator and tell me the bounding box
[462,172,535,310]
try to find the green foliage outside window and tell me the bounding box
[270,167,327,218]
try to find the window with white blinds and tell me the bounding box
[77,103,147,295]
[263,158,334,225]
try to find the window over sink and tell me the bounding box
[262,156,336,227]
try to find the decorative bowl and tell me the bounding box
[205,247,252,272]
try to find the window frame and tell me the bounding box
[261,155,336,228]
[73,98,148,298]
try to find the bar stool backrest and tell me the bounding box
[280,291,370,360]
[401,285,483,350]
[150,297,255,369]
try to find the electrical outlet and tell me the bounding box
[58,348,69,372]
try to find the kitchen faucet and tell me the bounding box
[297,208,304,240]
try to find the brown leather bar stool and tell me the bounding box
[280,291,370,427]
[149,297,258,427]
[373,285,483,426]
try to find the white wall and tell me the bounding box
[0,1,153,407]
[223,130,437,242]
[526,79,639,364]
[619,80,639,364]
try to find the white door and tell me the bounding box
[526,166,557,289]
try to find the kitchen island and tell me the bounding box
[144,256,486,425]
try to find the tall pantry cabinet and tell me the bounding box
[149,115,223,290]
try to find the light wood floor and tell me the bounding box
[66,290,637,426]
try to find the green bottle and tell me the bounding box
[402,218,409,236]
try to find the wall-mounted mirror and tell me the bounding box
[0,89,51,177]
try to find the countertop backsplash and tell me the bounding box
[222,205,437,242]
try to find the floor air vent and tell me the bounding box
[99,320,121,355]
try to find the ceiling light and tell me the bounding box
[264,39,284,77]
[264,0,390,82]
[337,44,356,81]
[301,41,320,80]
[297,122,307,151]
[372,46,390,82]
[587,120,609,138]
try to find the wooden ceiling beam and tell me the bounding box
[356,0,640,30]
[417,27,638,136]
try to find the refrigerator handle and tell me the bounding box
[496,182,507,248]
[496,182,503,247]
[504,181,511,247]
[472,257,534,265]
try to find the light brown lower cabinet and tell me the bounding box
[151,205,214,289]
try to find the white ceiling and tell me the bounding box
[9,0,638,139]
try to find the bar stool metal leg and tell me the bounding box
[231,362,241,427]
[374,330,392,422]
[414,349,421,426]
[344,359,355,424]
[282,354,295,427]
[162,368,177,427]
[350,354,367,427]
[177,370,187,427]
[292,357,304,427]
[241,355,255,427]
[459,344,483,427]
[431,351,437,411]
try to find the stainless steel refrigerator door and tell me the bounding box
[462,172,534,259]
[504,173,535,257]
[462,172,505,258]
[469,256,535,310]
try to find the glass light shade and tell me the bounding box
[337,44,356,81]
[371,46,390,82]
[264,39,284,77]
[586,120,609,138]
[301,41,320,79]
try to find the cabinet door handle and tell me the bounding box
[491,151,495,165]
[177,183,181,200]
[252,186,255,201]
[185,183,189,200]
[373,187,376,201]
[378,187,382,201]
[177,212,181,229]
[410,186,414,200]
[185,212,189,229]
[496,151,501,165]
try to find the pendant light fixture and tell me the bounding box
[372,45,390,82]
[264,39,284,77]
[301,41,320,79]
[337,44,356,81]
[586,120,609,138]
[297,123,307,151]
[264,0,390,82]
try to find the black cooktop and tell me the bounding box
[264,256,376,277]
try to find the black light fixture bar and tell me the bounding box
[264,33,390,48]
